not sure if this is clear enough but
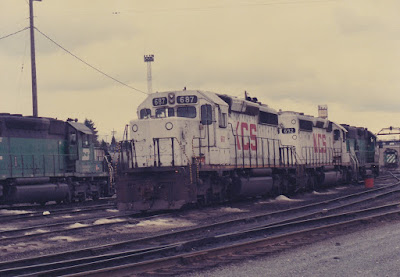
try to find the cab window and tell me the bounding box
[70,131,77,145]
[82,134,90,148]
[334,129,341,141]
[218,108,227,128]
[140,109,151,119]
[155,108,167,118]
[168,108,175,117]
[201,104,213,125]
[177,106,196,118]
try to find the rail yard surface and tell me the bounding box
[184,218,400,277]
[0,173,400,276]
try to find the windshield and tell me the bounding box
[140,109,151,119]
[177,106,196,118]
[155,108,167,118]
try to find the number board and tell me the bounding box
[152,97,167,106]
[282,128,296,134]
[177,95,198,104]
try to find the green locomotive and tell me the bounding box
[341,124,379,178]
[0,114,114,205]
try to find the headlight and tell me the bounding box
[165,122,173,130]
[168,93,175,104]
[132,124,138,132]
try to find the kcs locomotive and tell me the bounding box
[0,114,114,205]
[117,90,379,211]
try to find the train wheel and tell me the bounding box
[92,192,100,201]
[78,193,86,202]
[196,195,206,206]
[306,174,316,191]
[279,175,290,195]
[64,193,71,204]
[286,174,297,195]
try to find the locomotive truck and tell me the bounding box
[117,90,379,212]
[0,114,114,205]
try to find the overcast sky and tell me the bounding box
[1,0,400,141]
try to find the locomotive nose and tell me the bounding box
[128,118,193,168]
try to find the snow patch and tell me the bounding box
[0,226,17,232]
[335,186,348,190]
[68,223,89,229]
[106,209,119,213]
[257,200,271,204]
[24,229,48,235]
[312,190,335,195]
[136,218,195,228]
[220,207,248,213]
[0,209,32,215]
[274,195,301,202]
[122,224,137,228]
[48,236,81,242]
[93,218,125,225]
[61,215,73,219]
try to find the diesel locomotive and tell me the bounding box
[382,148,399,169]
[117,90,379,212]
[0,113,114,205]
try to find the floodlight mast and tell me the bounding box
[29,0,41,117]
[144,54,154,94]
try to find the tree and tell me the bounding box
[100,139,108,151]
[84,118,100,146]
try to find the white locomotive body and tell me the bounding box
[117,90,378,211]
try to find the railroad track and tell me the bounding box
[0,181,397,244]
[0,202,117,222]
[106,205,400,277]
[0,197,115,211]
[1,182,400,276]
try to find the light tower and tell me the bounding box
[144,54,154,94]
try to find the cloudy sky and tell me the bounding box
[1,0,400,141]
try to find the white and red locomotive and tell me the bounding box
[117,90,378,211]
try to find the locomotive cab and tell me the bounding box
[66,121,108,178]
[124,90,230,168]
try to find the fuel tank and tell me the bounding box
[8,183,70,204]
[322,171,343,186]
[233,176,274,197]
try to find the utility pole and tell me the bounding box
[29,0,41,117]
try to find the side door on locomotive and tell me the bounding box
[196,92,230,166]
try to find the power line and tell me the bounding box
[0,27,29,41]
[123,0,338,14]
[34,27,148,95]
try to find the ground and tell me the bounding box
[184,220,400,277]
